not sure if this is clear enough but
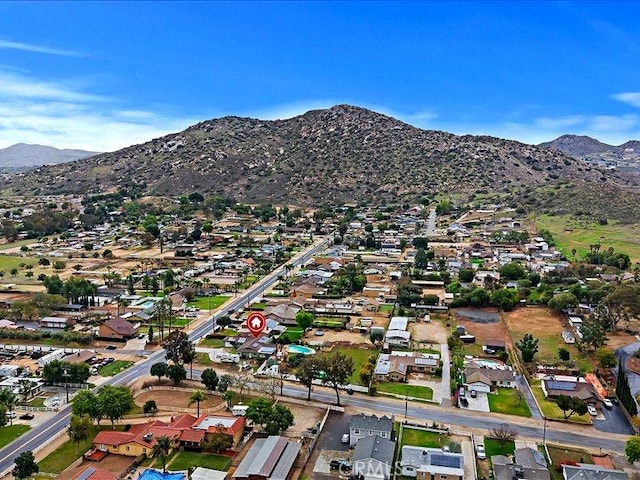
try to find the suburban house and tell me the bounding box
[233,435,301,480]
[384,316,411,348]
[99,318,138,340]
[492,448,550,480]
[263,304,301,326]
[464,364,517,392]
[541,376,602,408]
[374,352,440,382]
[353,435,395,480]
[483,340,506,353]
[349,414,394,448]
[563,463,628,480]
[236,335,277,358]
[89,413,244,458]
[401,446,464,480]
[40,316,75,329]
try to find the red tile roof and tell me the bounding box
[179,429,206,443]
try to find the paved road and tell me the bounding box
[516,374,542,420]
[425,208,437,236]
[0,237,330,476]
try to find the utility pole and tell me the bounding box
[63,368,70,404]
[542,416,547,446]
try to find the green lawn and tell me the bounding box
[0,255,37,271]
[530,381,591,423]
[199,338,225,348]
[400,427,448,449]
[546,444,593,480]
[25,397,46,407]
[377,382,433,401]
[250,302,266,310]
[0,425,30,449]
[169,450,232,471]
[379,304,394,313]
[313,317,346,328]
[99,360,133,376]
[187,295,230,310]
[334,347,376,385]
[488,388,532,417]
[279,327,303,342]
[196,352,213,366]
[536,214,640,263]
[483,438,515,457]
[172,317,193,327]
[39,426,99,473]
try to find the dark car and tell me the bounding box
[19,413,34,420]
[105,345,117,350]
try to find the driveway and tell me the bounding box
[516,374,542,419]
[593,405,634,435]
[461,391,490,412]
[316,411,351,452]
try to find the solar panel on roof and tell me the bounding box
[546,381,576,391]
[533,451,546,467]
[431,454,461,469]
[76,467,95,480]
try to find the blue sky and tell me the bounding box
[1,1,640,151]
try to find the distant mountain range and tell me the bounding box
[4,105,640,221]
[539,134,640,160]
[0,143,98,171]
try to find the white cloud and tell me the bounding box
[0,39,80,57]
[0,70,197,151]
[612,92,640,108]
[534,115,585,130]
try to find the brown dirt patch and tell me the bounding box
[504,307,563,338]
[307,328,370,345]
[607,331,638,350]
[457,318,508,343]
[136,389,225,412]
[410,321,447,344]
[279,401,325,437]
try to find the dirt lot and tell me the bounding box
[455,309,508,343]
[279,401,325,438]
[410,320,447,344]
[608,331,639,349]
[135,387,226,413]
[307,328,371,345]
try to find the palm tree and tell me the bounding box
[152,435,172,473]
[188,390,207,417]
[0,388,18,425]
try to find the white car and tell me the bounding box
[588,405,598,416]
[476,444,486,460]
[341,433,349,444]
[603,399,613,409]
[5,411,16,419]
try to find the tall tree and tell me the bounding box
[188,390,207,417]
[150,362,168,382]
[555,395,588,419]
[152,435,172,473]
[516,334,539,362]
[167,364,187,385]
[318,351,354,406]
[97,385,134,429]
[72,390,102,425]
[201,368,219,391]
[12,451,38,480]
[68,415,93,454]
[0,388,17,426]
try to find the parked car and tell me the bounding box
[476,444,486,460]
[5,412,16,419]
[588,405,598,416]
[106,345,117,350]
[314,330,325,336]
[19,413,34,420]
[603,398,613,409]
[51,397,60,406]
[341,433,350,444]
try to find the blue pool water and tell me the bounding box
[138,470,185,480]
[286,344,316,355]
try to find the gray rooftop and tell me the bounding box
[350,414,394,433]
[233,436,300,480]
[401,446,464,477]
[564,464,628,480]
[353,435,395,465]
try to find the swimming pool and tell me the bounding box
[286,344,316,355]
[138,469,185,480]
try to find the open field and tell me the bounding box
[504,308,592,372]
[378,382,433,400]
[0,255,37,271]
[99,360,133,376]
[488,388,531,417]
[455,308,509,345]
[199,337,224,348]
[169,451,231,471]
[334,347,376,385]
[39,425,100,473]
[187,295,231,310]
[536,214,640,263]
[136,389,225,411]
[400,427,448,449]
[0,424,30,449]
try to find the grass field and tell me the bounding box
[25,397,46,407]
[400,427,448,449]
[483,438,515,457]
[196,352,213,366]
[504,309,593,372]
[530,380,591,423]
[379,304,394,313]
[172,317,193,327]
[99,360,133,376]
[0,255,37,272]
[39,426,100,473]
[0,239,37,251]
[0,425,30,449]
[169,450,232,471]
[334,347,375,385]
[536,214,640,263]
[279,327,304,343]
[187,295,230,310]
[377,382,433,401]
[199,338,225,348]
[313,317,346,328]
[487,388,532,417]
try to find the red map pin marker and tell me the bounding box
[246,312,266,338]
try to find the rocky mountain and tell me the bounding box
[4,105,640,221]
[0,143,98,170]
[539,135,616,157]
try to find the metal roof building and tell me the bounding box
[233,436,301,480]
